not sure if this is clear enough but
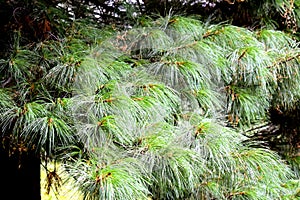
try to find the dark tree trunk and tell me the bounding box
[0,143,41,200]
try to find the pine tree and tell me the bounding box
[1,1,300,200]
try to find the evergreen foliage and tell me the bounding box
[2,13,300,199]
[2,1,300,199]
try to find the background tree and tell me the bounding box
[1,0,300,200]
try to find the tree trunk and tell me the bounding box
[0,143,41,200]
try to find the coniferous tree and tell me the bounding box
[1,1,300,200]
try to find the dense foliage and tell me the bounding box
[1,0,300,200]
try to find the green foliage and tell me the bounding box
[65,151,150,200]
[2,14,300,200]
[61,16,300,199]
